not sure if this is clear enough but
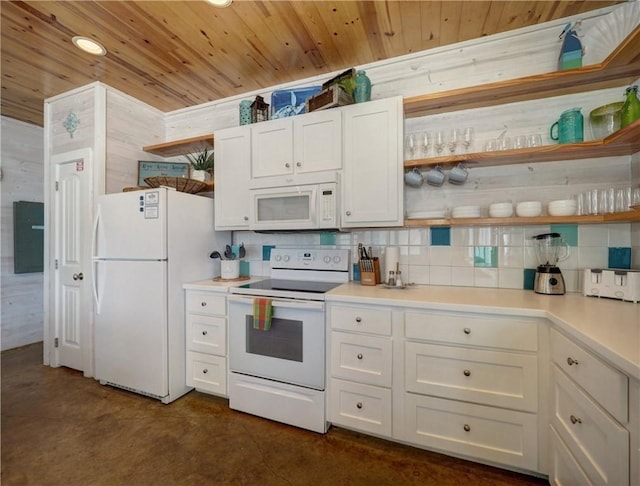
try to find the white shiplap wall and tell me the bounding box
[1,116,45,350]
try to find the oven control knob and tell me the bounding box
[333,256,341,264]
[283,255,290,262]
[274,255,282,261]
[324,256,331,263]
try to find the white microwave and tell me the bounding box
[249,182,339,231]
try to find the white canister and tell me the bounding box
[221,260,240,280]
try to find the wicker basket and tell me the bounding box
[143,176,207,194]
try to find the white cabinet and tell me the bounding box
[342,97,403,228]
[549,328,630,486]
[403,310,540,471]
[185,289,228,396]
[214,125,251,230]
[250,109,341,187]
[328,303,393,437]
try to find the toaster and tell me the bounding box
[582,268,640,303]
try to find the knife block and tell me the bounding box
[359,258,381,286]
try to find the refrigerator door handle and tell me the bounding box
[92,207,102,314]
[92,205,101,260]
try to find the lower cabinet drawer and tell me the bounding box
[404,393,538,471]
[551,365,629,485]
[331,332,392,387]
[186,351,227,396]
[329,378,392,437]
[186,314,226,355]
[550,426,594,486]
[405,341,538,412]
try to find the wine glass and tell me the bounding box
[419,131,431,158]
[462,127,474,153]
[405,133,416,159]
[434,130,445,155]
[447,129,460,155]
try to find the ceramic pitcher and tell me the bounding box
[550,108,583,144]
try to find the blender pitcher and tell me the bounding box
[533,233,568,295]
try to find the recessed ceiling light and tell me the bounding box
[72,36,107,56]
[205,0,232,7]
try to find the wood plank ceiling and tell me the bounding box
[1,0,622,127]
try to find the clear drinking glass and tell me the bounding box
[447,129,460,155]
[434,130,446,155]
[419,131,431,158]
[462,127,474,153]
[527,134,543,147]
[514,135,527,149]
[405,133,416,159]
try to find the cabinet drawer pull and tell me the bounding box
[202,330,208,336]
[243,216,249,221]
[463,369,471,377]
[355,316,362,323]
[570,415,582,425]
[296,162,301,167]
[567,357,579,366]
[346,210,351,216]
[357,353,363,360]
[356,402,363,409]
[203,369,208,374]
[201,301,207,307]
[463,327,471,335]
[463,424,471,432]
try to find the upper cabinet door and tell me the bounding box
[294,109,342,175]
[342,97,404,227]
[214,125,251,230]
[251,118,294,180]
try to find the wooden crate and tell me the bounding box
[305,85,354,112]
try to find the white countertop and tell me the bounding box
[327,283,640,380]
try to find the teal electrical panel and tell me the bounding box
[13,201,44,274]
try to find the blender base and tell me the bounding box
[534,265,566,295]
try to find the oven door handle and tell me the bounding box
[228,294,324,311]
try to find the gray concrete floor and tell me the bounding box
[2,342,548,485]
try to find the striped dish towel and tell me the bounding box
[253,298,273,331]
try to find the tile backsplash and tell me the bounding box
[233,222,639,293]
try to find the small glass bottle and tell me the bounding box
[354,70,371,103]
[395,270,403,288]
[621,85,640,128]
[387,270,395,287]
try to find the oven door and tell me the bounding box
[228,295,325,390]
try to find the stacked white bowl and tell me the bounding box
[451,205,481,218]
[547,199,577,216]
[516,200,543,217]
[488,202,514,218]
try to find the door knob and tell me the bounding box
[73,272,84,281]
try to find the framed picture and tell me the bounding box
[137,161,189,186]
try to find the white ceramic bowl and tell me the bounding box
[548,200,577,216]
[516,201,542,217]
[452,205,481,218]
[489,202,513,218]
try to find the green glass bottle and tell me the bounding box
[353,70,371,103]
[621,85,640,128]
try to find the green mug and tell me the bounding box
[550,108,583,144]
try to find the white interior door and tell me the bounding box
[52,151,93,372]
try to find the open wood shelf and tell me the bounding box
[403,26,640,118]
[143,134,214,157]
[404,210,640,228]
[404,118,640,169]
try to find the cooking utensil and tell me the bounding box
[210,251,222,259]
[224,244,234,260]
[238,243,246,259]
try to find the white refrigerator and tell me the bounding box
[92,187,230,403]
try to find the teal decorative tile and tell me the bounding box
[608,247,631,269]
[262,245,276,261]
[550,224,578,247]
[320,233,337,246]
[431,227,451,246]
[523,268,537,290]
[474,246,498,267]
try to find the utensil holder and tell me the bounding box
[359,258,381,286]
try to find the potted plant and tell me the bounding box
[185,147,214,181]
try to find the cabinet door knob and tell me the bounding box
[570,415,582,424]
[463,369,471,377]
[202,330,208,336]
[463,424,471,432]
[203,369,208,374]
[285,163,291,168]
[355,316,362,323]
[73,272,84,281]
[567,357,579,366]
[244,216,249,221]
[357,353,363,360]
[463,327,471,335]
[296,162,302,167]
[356,402,363,409]
[346,210,351,216]
[201,301,207,307]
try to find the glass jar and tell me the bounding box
[353,70,371,103]
[621,85,640,128]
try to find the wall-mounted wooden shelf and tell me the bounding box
[404,210,640,228]
[403,26,640,118]
[404,118,640,170]
[142,134,214,157]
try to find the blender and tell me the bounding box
[533,232,568,295]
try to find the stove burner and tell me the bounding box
[238,278,341,294]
